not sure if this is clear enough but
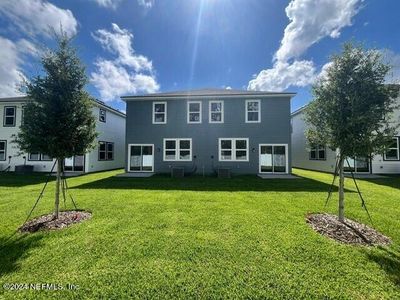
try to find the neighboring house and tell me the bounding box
[121,89,295,176]
[0,96,126,173]
[291,95,400,174]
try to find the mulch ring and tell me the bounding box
[306,213,391,246]
[19,210,92,233]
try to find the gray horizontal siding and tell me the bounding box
[126,97,291,174]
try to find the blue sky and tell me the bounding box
[0,0,399,113]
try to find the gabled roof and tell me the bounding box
[121,88,296,101]
[0,96,125,117]
[291,104,308,117]
[92,99,126,118]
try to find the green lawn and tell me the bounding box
[0,169,399,299]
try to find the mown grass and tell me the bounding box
[0,169,399,299]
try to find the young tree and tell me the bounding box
[305,43,399,222]
[15,32,97,219]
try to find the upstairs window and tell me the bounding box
[209,101,224,123]
[309,145,326,160]
[219,138,249,161]
[99,108,106,123]
[3,106,16,127]
[99,141,114,161]
[163,138,192,161]
[21,106,25,125]
[384,137,399,160]
[187,101,202,123]
[0,141,6,161]
[246,100,260,123]
[153,102,167,124]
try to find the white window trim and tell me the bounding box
[127,144,154,173]
[258,144,289,174]
[245,99,261,123]
[99,108,106,123]
[3,106,16,127]
[152,101,167,124]
[218,138,249,162]
[384,137,400,161]
[0,140,6,161]
[163,138,192,161]
[187,101,202,124]
[209,100,224,123]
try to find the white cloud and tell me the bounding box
[137,0,154,9]
[248,0,361,92]
[90,0,154,9]
[248,61,316,91]
[92,23,152,72]
[0,0,78,38]
[276,0,361,61]
[91,24,159,101]
[0,37,35,97]
[90,0,121,9]
[316,61,334,81]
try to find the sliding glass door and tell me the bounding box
[259,144,288,173]
[344,156,370,173]
[129,144,154,172]
[64,155,85,172]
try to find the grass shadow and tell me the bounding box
[71,174,356,192]
[362,176,400,190]
[0,234,43,276]
[365,247,400,286]
[0,173,55,187]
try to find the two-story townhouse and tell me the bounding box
[0,96,126,173]
[291,94,400,174]
[122,89,295,176]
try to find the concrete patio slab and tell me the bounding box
[257,174,300,179]
[116,172,155,178]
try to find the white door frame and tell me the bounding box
[344,156,371,174]
[127,144,154,172]
[64,155,85,172]
[259,144,289,174]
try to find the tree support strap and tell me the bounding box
[61,172,78,210]
[345,158,374,225]
[0,160,57,248]
[323,155,373,225]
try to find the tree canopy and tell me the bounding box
[16,32,97,159]
[305,43,399,158]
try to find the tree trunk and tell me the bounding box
[338,154,345,222]
[54,158,62,219]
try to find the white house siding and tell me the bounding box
[371,101,400,174]
[0,98,55,172]
[0,97,125,173]
[85,103,126,173]
[291,110,337,173]
[291,96,400,174]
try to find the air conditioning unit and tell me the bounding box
[171,167,185,178]
[218,168,231,178]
